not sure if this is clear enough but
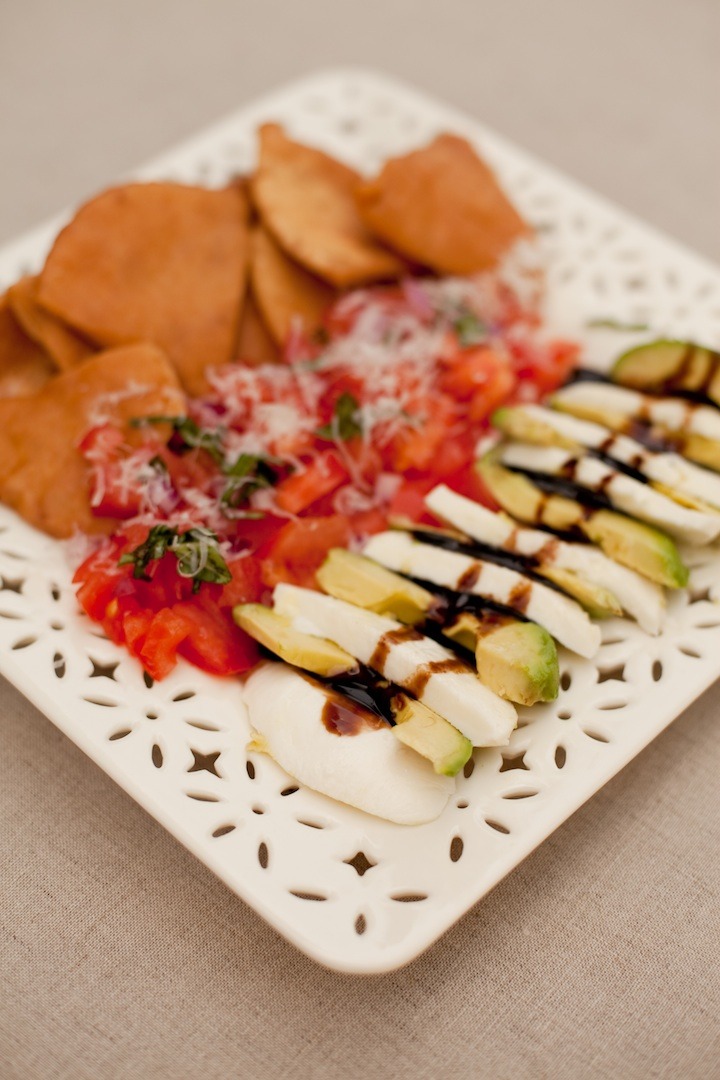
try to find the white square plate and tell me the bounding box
[2,69,720,973]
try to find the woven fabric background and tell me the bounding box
[1,1,719,1077]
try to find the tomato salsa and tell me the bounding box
[73,272,577,681]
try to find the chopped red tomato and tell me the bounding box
[80,425,157,519]
[261,515,353,589]
[72,273,578,682]
[174,601,260,676]
[388,477,438,524]
[389,396,458,473]
[137,607,191,681]
[217,556,264,609]
[275,450,348,514]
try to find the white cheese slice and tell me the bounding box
[513,404,720,510]
[272,583,517,747]
[363,530,601,658]
[552,382,720,442]
[243,662,453,824]
[426,484,665,634]
[500,442,720,545]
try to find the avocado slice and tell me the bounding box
[612,340,720,404]
[537,565,622,618]
[391,692,472,776]
[477,452,688,588]
[443,611,559,705]
[317,547,434,625]
[492,406,576,449]
[678,435,720,473]
[233,603,358,677]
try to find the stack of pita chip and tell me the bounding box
[0,125,529,537]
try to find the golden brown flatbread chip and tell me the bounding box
[0,342,185,538]
[251,124,405,288]
[0,292,56,397]
[37,182,250,396]
[356,134,530,275]
[250,224,336,344]
[235,292,281,365]
[8,274,95,370]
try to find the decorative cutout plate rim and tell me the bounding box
[2,68,720,973]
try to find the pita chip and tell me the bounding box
[251,124,405,288]
[0,342,185,538]
[250,224,335,344]
[8,274,95,370]
[38,182,250,396]
[356,133,530,274]
[0,292,56,397]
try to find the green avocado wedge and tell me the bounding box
[477,451,689,589]
[233,604,358,678]
[492,405,577,449]
[317,548,434,625]
[612,340,720,405]
[391,693,472,777]
[443,611,559,706]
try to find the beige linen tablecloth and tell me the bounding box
[2,2,719,1077]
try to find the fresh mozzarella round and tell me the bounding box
[243,662,454,824]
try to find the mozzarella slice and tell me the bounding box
[243,663,453,824]
[273,583,516,747]
[500,442,720,545]
[552,382,720,442]
[363,530,601,658]
[512,404,720,510]
[426,484,665,634]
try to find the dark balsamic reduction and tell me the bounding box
[626,419,676,454]
[405,657,467,698]
[592,447,649,484]
[564,368,610,386]
[408,527,543,573]
[513,468,615,511]
[320,663,397,727]
[321,692,389,736]
[368,626,423,672]
[407,528,582,590]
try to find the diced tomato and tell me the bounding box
[344,438,383,486]
[275,451,348,515]
[468,363,517,422]
[121,603,154,654]
[261,515,353,588]
[388,477,437,524]
[138,607,192,681]
[217,556,264,609]
[510,338,580,397]
[174,602,260,675]
[440,463,500,510]
[422,431,475,481]
[230,513,286,553]
[348,506,388,539]
[75,563,123,622]
[389,397,458,473]
[439,346,504,399]
[79,424,154,519]
[71,274,579,685]
[160,446,216,495]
